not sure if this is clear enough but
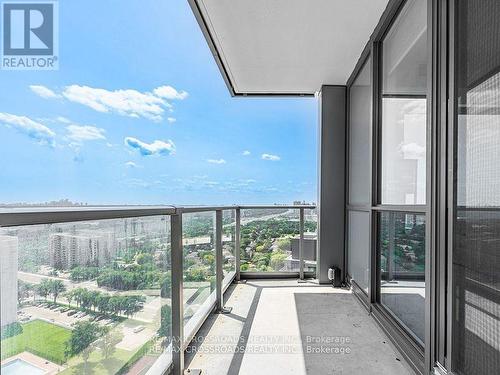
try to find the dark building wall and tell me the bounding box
[317,86,346,284]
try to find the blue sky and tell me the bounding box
[0,0,317,205]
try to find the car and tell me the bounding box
[133,326,145,333]
[67,310,77,316]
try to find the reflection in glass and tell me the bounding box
[239,208,317,272]
[0,216,171,374]
[182,212,216,336]
[379,212,425,343]
[381,0,427,205]
[348,211,370,293]
[453,1,500,373]
[349,58,372,206]
[222,210,236,288]
[303,208,318,273]
[381,98,426,204]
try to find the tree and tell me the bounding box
[185,267,209,282]
[37,279,51,301]
[270,251,288,271]
[276,238,291,252]
[158,304,172,338]
[72,288,87,308]
[160,273,171,298]
[18,280,34,304]
[50,280,66,304]
[65,290,74,307]
[65,321,105,358]
[122,296,145,318]
[203,254,215,267]
[108,296,122,316]
[97,294,111,316]
[89,290,101,312]
[81,345,94,374]
[29,283,37,303]
[96,329,123,359]
[135,253,153,266]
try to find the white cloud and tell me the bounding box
[124,137,176,156]
[167,117,176,124]
[242,150,251,156]
[32,84,189,122]
[261,153,280,161]
[207,158,226,164]
[125,161,138,168]
[29,85,61,99]
[399,142,425,159]
[0,112,55,146]
[63,85,167,121]
[66,125,106,142]
[153,85,189,100]
[56,116,71,124]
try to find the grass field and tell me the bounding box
[1,320,71,364]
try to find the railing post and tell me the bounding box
[235,208,241,281]
[170,213,184,375]
[215,210,232,313]
[299,208,305,281]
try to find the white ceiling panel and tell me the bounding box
[191,0,390,95]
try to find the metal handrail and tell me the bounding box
[0,205,177,227]
[0,204,316,227]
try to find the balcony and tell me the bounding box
[0,205,415,375]
[0,205,342,374]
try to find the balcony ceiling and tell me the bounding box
[189,0,390,95]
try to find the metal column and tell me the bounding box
[235,208,241,281]
[298,207,305,282]
[215,210,232,313]
[170,213,184,375]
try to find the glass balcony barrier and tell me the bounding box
[0,204,315,375]
[239,206,317,277]
[0,213,172,375]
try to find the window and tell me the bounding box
[380,0,427,205]
[377,0,427,346]
[349,58,372,206]
[379,212,426,343]
[347,57,372,294]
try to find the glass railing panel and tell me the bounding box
[240,208,301,272]
[303,208,318,273]
[0,215,172,375]
[181,212,216,337]
[222,210,236,288]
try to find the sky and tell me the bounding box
[0,0,317,205]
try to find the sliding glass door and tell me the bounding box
[377,0,427,346]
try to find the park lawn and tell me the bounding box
[1,319,71,364]
[60,322,156,375]
[59,348,151,375]
[61,346,139,375]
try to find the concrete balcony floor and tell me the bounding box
[185,279,414,375]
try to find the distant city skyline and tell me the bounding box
[0,0,317,205]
